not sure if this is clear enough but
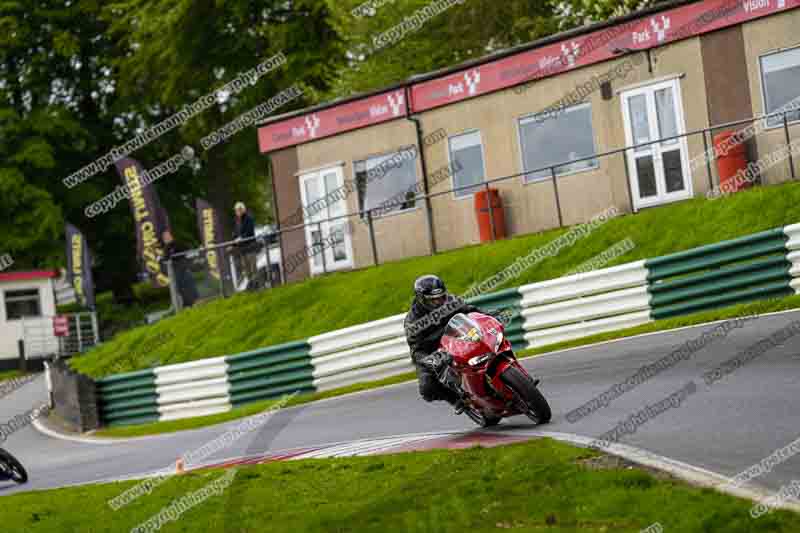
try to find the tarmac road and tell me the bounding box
[1,310,799,498]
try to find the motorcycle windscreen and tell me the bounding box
[444,313,483,343]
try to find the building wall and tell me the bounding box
[294,118,432,270]
[742,9,800,186]
[0,278,57,359]
[270,147,308,284]
[418,34,711,251]
[269,9,800,280]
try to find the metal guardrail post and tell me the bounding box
[76,314,83,353]
[367,209,379,266]
[621,150,636,214]
[18,339,26,372]
[485,183,496,242]
[318,222,327,274]
[784,112,796,181]
[551,167,564,228]
[167,259,182,312]
[702,129,715,190]
[91,312,99,345]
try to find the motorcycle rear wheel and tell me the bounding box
[0,449,28,484]
[500,366,551,424]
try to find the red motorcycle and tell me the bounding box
[435,312,551,428]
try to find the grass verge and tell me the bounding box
[72,181,800,378]
[93,295,800,439]
[0,369,25,384]
[4,439,799,532]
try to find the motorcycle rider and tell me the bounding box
[404,275,493,413]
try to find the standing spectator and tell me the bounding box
[161,230,198,308]
[233,201,258,289]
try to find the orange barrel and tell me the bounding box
[714,131,751,193]
[474,188,506,242]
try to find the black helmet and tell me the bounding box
[414,275,448,311]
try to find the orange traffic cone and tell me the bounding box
[175,458,186,475]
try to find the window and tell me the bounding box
[354,147,419,217]
[518,102,599,183]
[760,47,800,128]
[4,289,41,320]
[448,131,486,198]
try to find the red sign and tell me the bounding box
[53,316,69,337]
[258,89,409,153]
[411,0,800,111]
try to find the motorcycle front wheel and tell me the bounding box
[463,407,501,428]
[0,449,28,484]
[500,365,551,424]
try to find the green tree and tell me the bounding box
[328,0,560,97]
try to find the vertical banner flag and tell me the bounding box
[114,157,172,288]
[65,223,96,309]
[195,198,231,285]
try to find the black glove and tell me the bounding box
[421,350,452,372]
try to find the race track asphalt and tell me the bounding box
[1,310,799,497]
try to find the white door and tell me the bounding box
[621,79,693,210]
[299,166,354,275]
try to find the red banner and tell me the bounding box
[258,89,408,153]
[257,0,800,153]
[412,0,799,111]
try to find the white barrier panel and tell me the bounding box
[313,358,414,392]
[524,310,653,348]
[521,286,651,331]
[312,336,409,379]
[154,357,229,386]
[157,377,231,406]
[519,260,648,307]
[157,397,232,421]
[309,314,406,357]
[785,224,800,251]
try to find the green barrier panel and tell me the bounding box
[97,386,159,404]
[101,405,161,426]
[230,381,316,406]
[651,280,794,320]
[226,340,312,372]
[96,369,158,426]
[650,263,792,308]
[646,229,788,279]
[227,340,314,408]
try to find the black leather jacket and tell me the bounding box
[404,295,482,365]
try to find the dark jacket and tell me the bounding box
[163,241,190,265]
[404,295,482,365]
[234,212,256,240]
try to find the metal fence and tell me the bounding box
[167,234,283,312]
[21,312,99,359]
[166,107,800,313]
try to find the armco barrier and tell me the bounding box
[96,369,159,426]
[95,223,800,426]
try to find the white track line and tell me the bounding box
[499,428,800,513]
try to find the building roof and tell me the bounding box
[257,0,697,128]
[0,271,59,283]
[257,0,796,153]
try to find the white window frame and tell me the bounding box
[353,147,421,219]
[758,44,800,131]
[620,77,693,210]
[3,287,42,321]
[298,165,355,276]
[447,129,488,201]
[516,102,600,185]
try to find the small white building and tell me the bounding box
[0,270,58,363]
